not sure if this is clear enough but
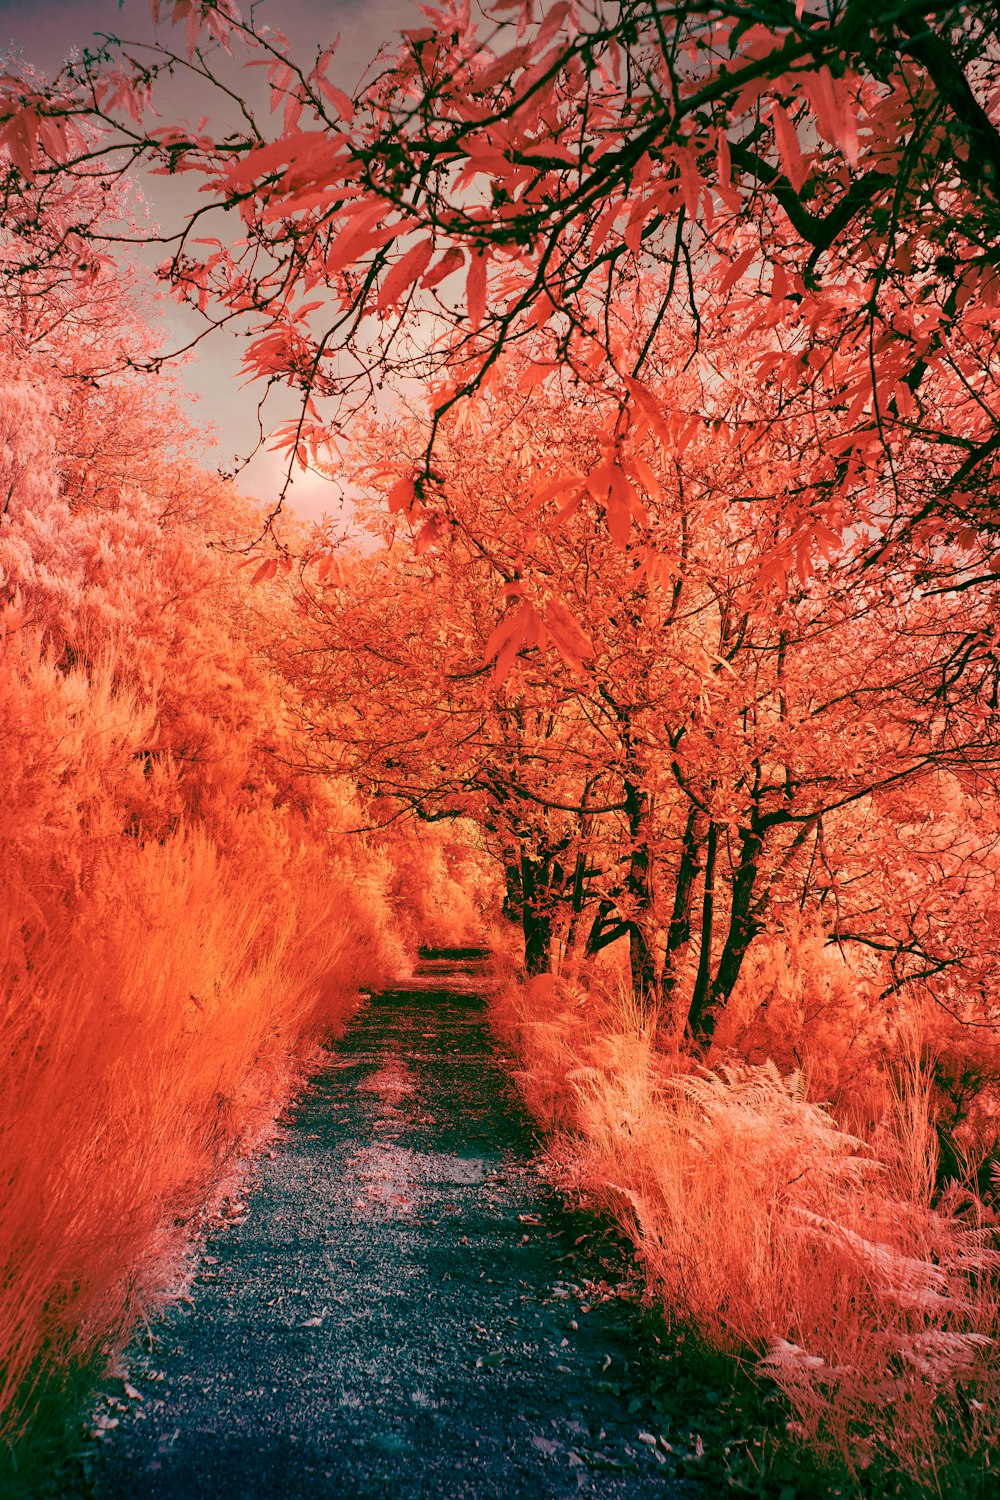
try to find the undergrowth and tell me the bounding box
[490,965,1000,1496]
[0,826,399,1467]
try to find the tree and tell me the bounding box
[2,0,999,575]
[4,0,998,1046]
[285,334,1000,1043]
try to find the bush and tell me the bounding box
[491,969,1000,1491]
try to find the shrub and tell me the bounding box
[492,969,1000,1490]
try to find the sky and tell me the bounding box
[0,0,424,524]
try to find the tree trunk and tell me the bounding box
[623,776,658,1017]
[686,819,718,1043]
[502,858,523,927]
[584,899,627,957]
[661,806,703,999]
[562,849,589,957]
[520,853,554,976]
[703,826,764,1038]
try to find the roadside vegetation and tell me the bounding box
[0,223,487,1468]
[3,3,1000,1492]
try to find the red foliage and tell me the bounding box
[290,349,1000,1057]
[0,147,483,1445]
[2,5,1000,1480]
[3,2,999,563]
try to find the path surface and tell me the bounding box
[83,957,722,1499]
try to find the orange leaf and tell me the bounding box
[0,105,40,179]
[534,0,571,49]
[612,462,647,526]
[527,467,585,512]
[718,244,757,295]
[585,463,631,546]
[623,454,662,504]
[715,127,741,210]
[483,601,540,682]
[413,519,444,554]
[893,381,915,419]
[466,250,488,330]
[544,600,595,668]
[474,43,532,91]
[321,202,407,275]
[770,103,806,191]
[316,76,355,122]
[316,553,348,586]
[386,473,417,514]
[585,463,615,503]
[377,237,435,312]
[801,66,859,168]
[422,246,465,291]
[517,360,556,392]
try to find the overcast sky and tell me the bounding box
[0,0,424,524]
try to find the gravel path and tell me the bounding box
[82,957,726,1499]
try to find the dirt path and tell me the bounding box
[82,957,728,1498]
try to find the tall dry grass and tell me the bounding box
[0,325,487,1459]
[0,826,399,1438]
[491,970,1000,1490]
[0,628,406,1442]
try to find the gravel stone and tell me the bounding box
[81,957,721,1499]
